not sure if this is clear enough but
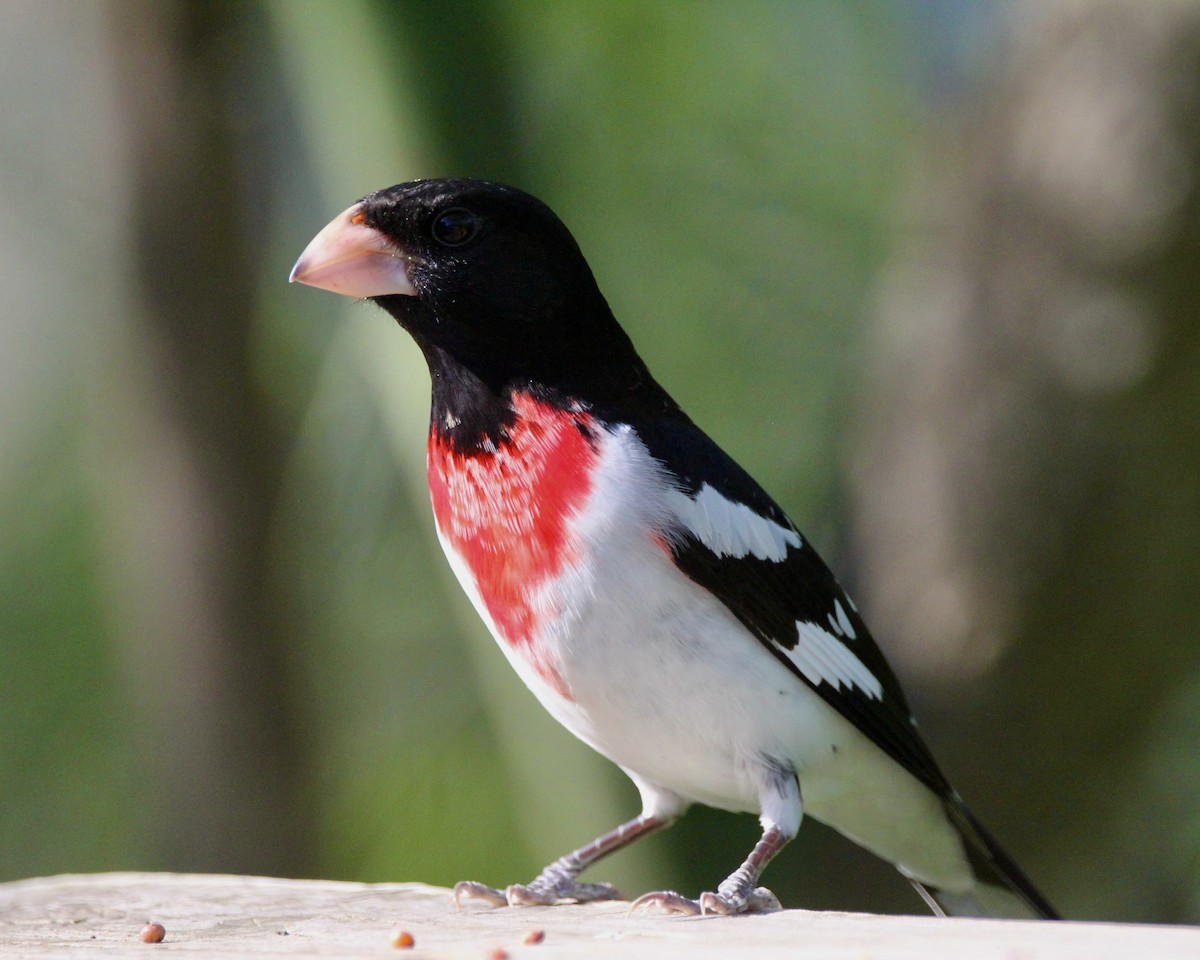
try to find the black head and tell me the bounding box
[292,178,659,407]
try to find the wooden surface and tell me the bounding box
[1,873,1196,959]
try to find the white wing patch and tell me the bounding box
[792,620,883,699]
[662,474,878,699]
[667,482,801,561]
[827,598,857,640]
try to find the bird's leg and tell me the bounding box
[629,822,789,916]
[702,823,789,915]
[453,813,673,908]
[630,770,799,917]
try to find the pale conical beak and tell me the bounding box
[289,203,418,298]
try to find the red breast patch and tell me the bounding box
[427,394,598,697]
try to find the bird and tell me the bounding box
[290,178,1059,920]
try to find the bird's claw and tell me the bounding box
[629,886,781,917]
[453,878,623,908]
[507,879,624,906]
[702,885,781,914]
[628,890,702,916]
[452,880,508,909]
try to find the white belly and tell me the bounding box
[435,423,971,889]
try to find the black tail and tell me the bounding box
[908,796,1060,920]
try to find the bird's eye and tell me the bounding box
[431,208,481,247]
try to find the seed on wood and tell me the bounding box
[390,928,415,948]
[139,923,166,944]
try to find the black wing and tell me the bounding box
[631,413,951,796]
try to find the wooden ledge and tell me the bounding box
[0,872,1195,958]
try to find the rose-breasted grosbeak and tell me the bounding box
[290,179,1058,919]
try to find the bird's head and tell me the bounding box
[290,178,649,402]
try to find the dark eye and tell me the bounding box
[431,208,481,247]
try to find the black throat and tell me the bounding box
[423,343,517,453]
[416,336,684,456]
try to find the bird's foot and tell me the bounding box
[507,878,624,906]
[632,821,789,916]
[452,815,672,909]
[701,886,781,915]
[453,877,623,909]
[627,890,701,916]
[452,881,509,908]
[629,886,781,917]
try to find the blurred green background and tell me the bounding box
[3,0,1199,924]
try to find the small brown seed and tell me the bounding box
[484,949,508,960]
[139,923,166,944]
[390,928,415,948]
[521,928,545,944]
